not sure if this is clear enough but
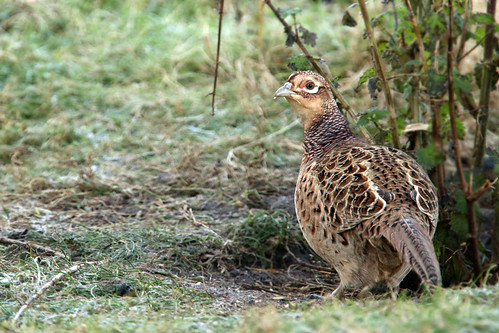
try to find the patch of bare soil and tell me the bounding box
[0,161,347,310]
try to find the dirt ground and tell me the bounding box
[1,157,353,313]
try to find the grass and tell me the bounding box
[0,0,497,332]
[239,286,499,333]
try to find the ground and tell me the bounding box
[1,0,499,332]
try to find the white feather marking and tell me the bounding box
[401,215,416,238]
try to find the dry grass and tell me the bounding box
[0,0,498,332]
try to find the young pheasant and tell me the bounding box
[274,71,442,297]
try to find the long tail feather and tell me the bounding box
[384,215,442,286]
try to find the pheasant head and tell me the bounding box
[274,71,335,131]
[274,71,355,158]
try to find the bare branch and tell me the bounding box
[0,237,65,258]
[12,263,83,325]
[210,0,225,116]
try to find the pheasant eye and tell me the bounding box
[305,82,315,90]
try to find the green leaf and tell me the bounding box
[372,11,389,28]
[402,85,413,100]
[473,26,485,42]
[424,12,446,37]
[453,73,472,93]
[472,13,494,25]
[357,68,377,88]
[485,147,499,163]
[404,59,421,67]
[285,30,296,47]
[371,109,389,121]
[416,143,444,169]
[454,190,467,214]
[298,26,317,47]
[277,8,302,18]
[356,115,370,127]
[440,103,449,117]
[450,213,468,240]
[363,106,380,114]
[378,41,389,54]
[426,69,447,97]
[474,62,499,89]
[455,118,466,140]
[287,54,310,71]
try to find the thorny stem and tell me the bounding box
[472,0,496,168]
[264,0,372,143]
[210,0,224,116]
[403,0,429,76]
[357,0,400,149]
[447,0,481,275]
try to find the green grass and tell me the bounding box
[239,287,499,333]
[1,0,498,332]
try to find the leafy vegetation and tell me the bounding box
[270,0,499,284]
[0,0,498,331]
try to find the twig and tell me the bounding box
[141,268,177,278]
[187,207,227,243]
[285,244,335,273]
[209,0,224,115]
[386,73,422,81]
[226,119,300,165]
[12,263,83,325]
[264,0,372,143]
[358,0,400,149]
[456,0,473,65]
[0,236,66,258]
[468,178,496,202]
[456,35,486,63]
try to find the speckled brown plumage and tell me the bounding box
[274,71,441,297]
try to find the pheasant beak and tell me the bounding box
[273,82,297,99]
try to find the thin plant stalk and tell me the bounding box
[403,0,429,75]
[357,0,400,149]
[446,0,482,275]
[472,0,497,168]
[210,0,225,115]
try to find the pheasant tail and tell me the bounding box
[384,215,442,286]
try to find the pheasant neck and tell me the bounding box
[303,100,357,160]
